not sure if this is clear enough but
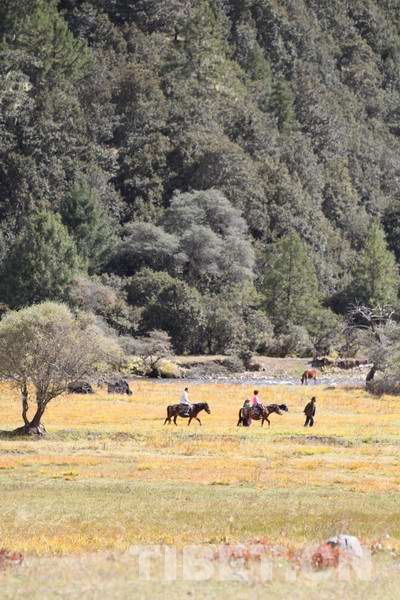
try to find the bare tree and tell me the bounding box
[346,303,396,383]
[0,302,123,436]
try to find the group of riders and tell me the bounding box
[179,387,317,427]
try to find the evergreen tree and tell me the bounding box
[351,222,399,307]
[0,211,80,308]
[262,233,321,332]
[11,0,92,87]
[383,202,400,263]
[61,180,117,273]
[269,79,296,131]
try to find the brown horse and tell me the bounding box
[301,369,319,385]
[237,404,288,427]
[164,402,211,426]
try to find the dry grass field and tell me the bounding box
[1,380,400,598]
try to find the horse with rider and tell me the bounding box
[237,390,288,427]
[164,387,211,425]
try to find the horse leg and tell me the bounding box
[173,415,178,425]
[266,416,271,427]
[195,417,202,426]
[163,417,169,425]
[188,417,192,426]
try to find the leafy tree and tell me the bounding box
[125,268,178,307]
[126,269,205,354]
[109,222,180,276]
[272,324,314,358]
[350,222,399,307]
[0,301,122,435]
[162,189,255,290]
[67,275,138,335]
[201,296,243,354]
[200,284,273,355]
[261,233,322,332]
[61,179,117,273]
[0,211,80,308]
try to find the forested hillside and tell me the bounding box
[1,0,400,357]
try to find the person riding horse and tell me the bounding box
[251,390,263,417]
[179,387,191,417]
[164,402,211,425]
[238,402,289,427]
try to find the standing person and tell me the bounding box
[304,397,316,427]
[180,387,191,416]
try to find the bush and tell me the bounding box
[157,359,182,379]
[222,355,245,373]
[367,377,400,396]
[122,356,146,376]
[269,324,314,357]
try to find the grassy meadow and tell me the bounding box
[1,380,400,598]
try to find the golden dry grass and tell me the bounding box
[0,382,399,548]
[1,380,400,597]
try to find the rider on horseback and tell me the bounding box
[252,390,263,417]
[180,387,191,417]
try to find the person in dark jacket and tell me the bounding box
[304,397,316,427]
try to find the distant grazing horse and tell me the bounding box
[164,402,211,426]
[237,404,288,427]
[301,369,319,385]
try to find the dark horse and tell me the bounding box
[164,403,211,426]
[237,404,288,427]
[301,369,319,385]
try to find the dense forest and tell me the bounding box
[1,0,400,358]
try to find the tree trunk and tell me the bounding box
[21,383,29,427]
[13,403,47,437]
[366,365,377,383]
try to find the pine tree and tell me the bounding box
[269,79,296,131]
[0,211,80,308]
[262,233,321,331]
[61,180,117,273]
[351,222,399,307]
[12,0,92,87]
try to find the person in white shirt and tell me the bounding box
[180,387,191,416]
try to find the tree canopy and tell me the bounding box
[0,1,400,355]
[0,301,122,435]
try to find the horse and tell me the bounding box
[301,369,319,385]
[237,403,288,427]
[164,402,211,426]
